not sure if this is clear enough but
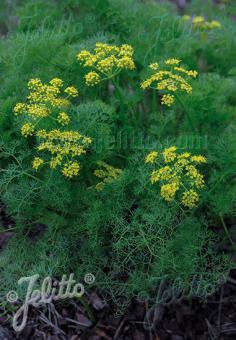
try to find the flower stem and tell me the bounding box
[78,295,96,323]
[152,89,157,112]
[22,171,44,183]
[112,80,127,125]
[175,93,196,133]
[219,214,235,247]
[0,226,16,233]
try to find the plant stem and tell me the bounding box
[78,295,96,323]
[22,171,44,183]
[112,80,127,125]
[219,214,235,247]
[152,89,157,112]
[208,172,230,194]
[175,93,196,133]
[0,226,16,233]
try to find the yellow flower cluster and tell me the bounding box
[161,94,174,107]
[62,161,80,178]
[145,146,207,208]
[140,59,198,106]
[21,122,34,137]
[57,112,70,126]
[145,151,158,164]
[182,189,199,209]
[14,78,92,178]
[36,129,92,176]
[94,161,122,191]
[32,157,44,170]
[77,42,135,86]
[182,15,222,31]
[64,86,79,97]
[14,78,77,121]
[85,71,101,86]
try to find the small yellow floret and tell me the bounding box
[163,146,177,163]
[62,161,80,178]
[85,71,101,86]
[117,56,135,70]
[14,103,27,114]
[161,94,174,107]
[165,58,181,65]
[210,20,221,29]
[161,182,180,201]
[192,16,205,25]
[21,123,34,137]
[50,78,64,87]
[182,15,191,21]
[57,112,70,126]
[149,63,159,70]
[182,189,199,208]
[94,161,122,190]
[32,157,44,170]
[145,151,158,164]
[141,59,197,107]
[64,86,78,97]
[28,78,42,90]
[191,155,207,163]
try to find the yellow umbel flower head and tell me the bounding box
[62,161,80,178]
[85,71,101,86]
[57,112,70,126]
[14,103,27,114]
[210,20,221,29]
[77,42,135,86]
[50,78,64,87]
[21,123,34,137]
[36,129,92,177]
[145,146,207,208]
[182,15,221,31]
[182,15,191,21]
[141,59,198,106]
[14,78,79,121]
[182,190,199,209]
[145,151,158,164]
[64,86,78,97]
[163,146,177,163]
[161,94,174,107]
[14,78,92,179]
[94,161,123,190]
[32,157,44,170]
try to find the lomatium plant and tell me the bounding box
[1,0,234,317]
[77,42,135,86]
[141,59,198,107]
[94,161,123,191]
[14,78,92,178]
[145,146,207,208]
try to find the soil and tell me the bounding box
[0,271,235,339]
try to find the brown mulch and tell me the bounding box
[0,271,236,340]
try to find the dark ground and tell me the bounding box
[1,271,236,339]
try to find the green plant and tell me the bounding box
[0,0,235,316]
